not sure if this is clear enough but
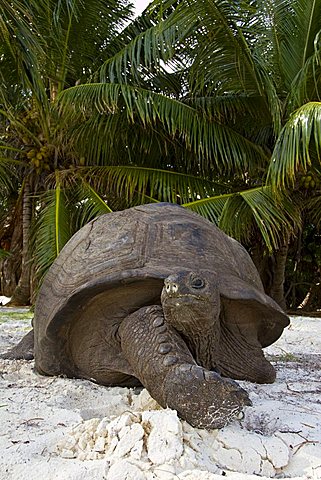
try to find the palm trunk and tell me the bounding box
[251,236,289,310]
[9,179,32,305]
[0,201,23,297]
[269,241,289,310]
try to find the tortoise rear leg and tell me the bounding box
[0,329,34,360]
[118,305,251,429]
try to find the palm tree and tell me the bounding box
[3,0,319,309]
[152,0,321,309]
[58,0,305,307]
[0,0,133,303]
[0,0,286,303]
[265,1,321,309]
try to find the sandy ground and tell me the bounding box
[0,308,321,480]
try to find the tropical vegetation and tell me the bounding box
[0,0,132,303]
[1,0,321,311]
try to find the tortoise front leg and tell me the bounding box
[118,305,251,429]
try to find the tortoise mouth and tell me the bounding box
[165,292,207,298]
[162,293,209,306]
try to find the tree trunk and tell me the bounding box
[251,238,289,310]
[9,179,32,305]
[269,242,289,310]
[0,202,23,297]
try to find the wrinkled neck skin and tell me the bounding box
[161,294,220,371]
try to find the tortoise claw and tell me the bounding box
[163,364,251,429]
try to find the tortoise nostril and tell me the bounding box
[165,282,178,293]
[172,283,178,293]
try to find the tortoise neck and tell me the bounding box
[182,322,220,370]
[163,303,220,370]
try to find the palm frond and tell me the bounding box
[46,0,133,91]
[0,1,49,107]
[75,181,113,227]
[99,0,195,84]
[183,186,300,250]
[0,157,22,190]
[282,0,321,82]
[78,165,230,205]
[0,1,43,67]
[306,193,321,227]
[185,0,282,134]
[285,43,321,111]
[186,94,267,123]
[58,83,268,173]
[268,102,321,187]
[0,249,11,260]
[263,0,321,110]
[0,144,22,153]
[33,184,72,280]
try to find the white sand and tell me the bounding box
[0,311,321,480]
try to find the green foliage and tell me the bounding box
[0,249,11,260]
[285,224,321,310]
[0,0,134,286]
[77,165,229,203]
[59,83,267,174]
[74,181,113,228]
[269,102,321,187]
[1,0,321,309]
[184,187,300,251]
[33,186,72,280]
[0,311,33,321]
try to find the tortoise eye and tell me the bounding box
[191,277,205,289]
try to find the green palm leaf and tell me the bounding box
[268,102,321,187]
[45,0,132,93]
[0,157,22,190]
[281,0,321,86]
[33,183,72,280]
[77,165,230,205]
[0,249,11,260]
[99,0,195,84]
[58,83,268,173]
[99,0,282,134]
[306,193,321,226]
[75,181,113,227]
[183,187,300,250]
[186,0,281,131]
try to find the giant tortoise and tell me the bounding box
[2,203,289,428]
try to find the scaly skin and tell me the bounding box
[0,329,34,360]
[119,304,251,429]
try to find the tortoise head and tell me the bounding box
[161,270,220,334]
